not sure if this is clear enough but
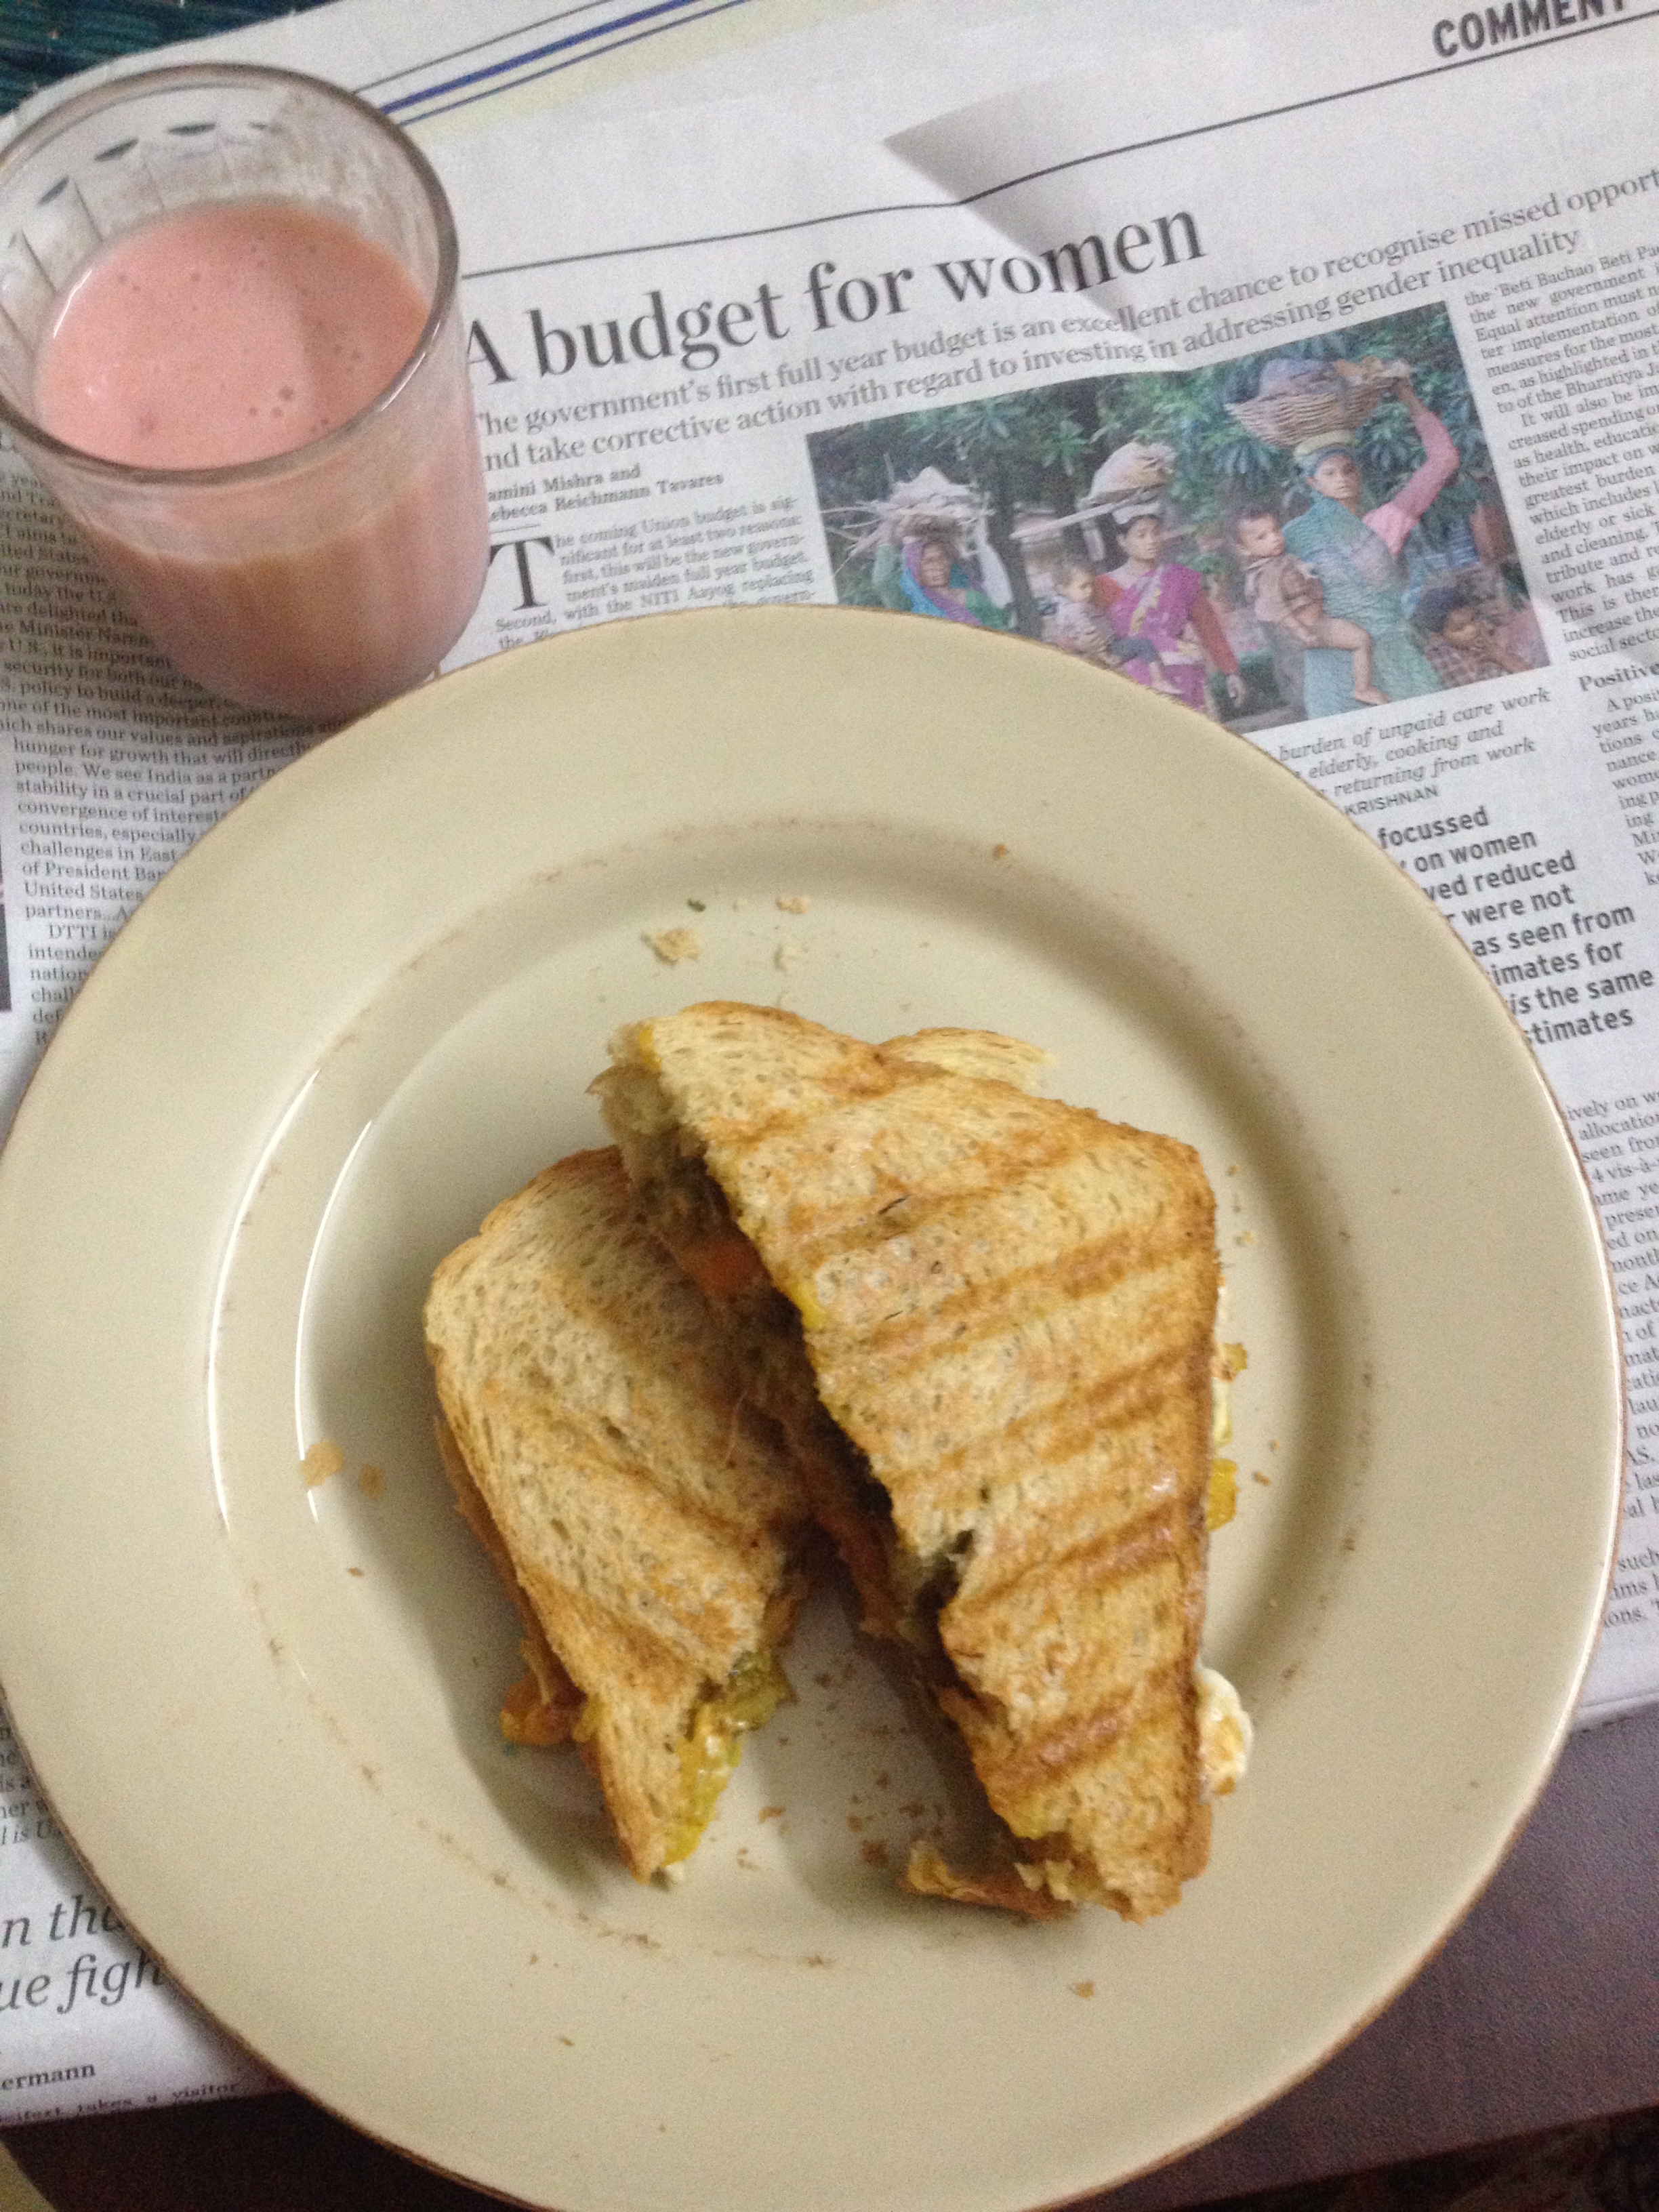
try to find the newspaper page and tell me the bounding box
[3,0,1658,2123]
[883,0,1659,1732]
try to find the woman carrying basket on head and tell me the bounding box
[1098,495,1247,718]
[1279,377,1456,718]
[1052,440,1244,717]
[874,531,1015,628]
[863,466,1017,630]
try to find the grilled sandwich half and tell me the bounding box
[596,1003,1240,1921]
[424,1145,815,1882]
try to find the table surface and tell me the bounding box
[3,3,1656,2207]
[0,1,320,116]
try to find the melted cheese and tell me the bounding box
[1195,1664,1252,1797]
[1206,1458,1239,1531]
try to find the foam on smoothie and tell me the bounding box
[34,199,427,469]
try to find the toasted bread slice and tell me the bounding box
[424,1145,813,1881]
[597,1005,1225,1920]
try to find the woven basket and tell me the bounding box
[1087,440,1175,503]
[869,497,983,544]
[1225,357,1408,449]
[831,467,988,556]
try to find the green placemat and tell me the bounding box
[0,1,332,116]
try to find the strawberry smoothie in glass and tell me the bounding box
[0,65,489,722]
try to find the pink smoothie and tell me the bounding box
[30,199,487,719]
[35,199,429,468]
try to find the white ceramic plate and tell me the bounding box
[0,607,1622,2211]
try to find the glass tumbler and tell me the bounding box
[0,64,489,722]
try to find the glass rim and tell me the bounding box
[0,60,462,489]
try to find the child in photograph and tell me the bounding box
[1415,579,1532,684]
[1231,506,1387,708]
[1230,505,1306,716]
[1042,557,1172,687]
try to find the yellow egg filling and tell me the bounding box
[664,1650,792,1865]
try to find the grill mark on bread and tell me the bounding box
[731,1124,1209,1337]
[945,1537,1197,1745]
[718,1090,1149,1253]
[942,1676,1211,1914]
[518,1567,707,1709]
[821,1268,1213,1521]
[441,1395,782,1669]
[462,1380,793,1613]
[946,1496,1189,1622]
[445,1227,802,1533]
[806,1234,1211,1389]
[941,1652,1194,1793]
[881,1353,1210,1583]
[901,1345,1205,1504]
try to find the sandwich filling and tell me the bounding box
[665,1649,794,1865]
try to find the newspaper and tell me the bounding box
[4,0,1659,2126]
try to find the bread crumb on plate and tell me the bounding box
[645,926,702,964]
[301,1439,344,1488]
